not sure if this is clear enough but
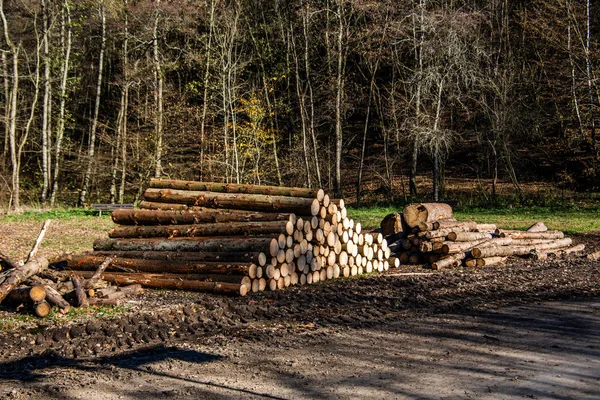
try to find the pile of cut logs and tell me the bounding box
[61,179,395,296]
[383,203,584,270]
[0,221,142,318]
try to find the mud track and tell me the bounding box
[0,233,598,369]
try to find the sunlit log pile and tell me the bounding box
[383,203,585,270]
[63,179,395,297]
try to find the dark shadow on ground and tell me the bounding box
[0,345,285,399]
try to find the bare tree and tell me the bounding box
[152,0,164,178]
[50,0,73,207]
[79,2,106,206]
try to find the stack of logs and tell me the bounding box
[62,179,396,296]
[0,221,142,318]
[383,203,584,270]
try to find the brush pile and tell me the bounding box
[384,203,585,269]
[0,221,142,318]
[61,179,395,296]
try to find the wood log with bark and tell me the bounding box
[471,238,573,258]
[112,209,294,226]
[446,232,492,242]
[150,178,325,200]
[108,220,291,239]
[402,203,453,228]
[90,250,264,264]
[93,237,275,253]
[68,271,249,296]
[65,255,257,276]
[0,257,49,303]
[144,188,321,215]
[431,219,473,231]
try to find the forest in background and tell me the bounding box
[1,0,599,210]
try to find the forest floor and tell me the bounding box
[0,214,599,398]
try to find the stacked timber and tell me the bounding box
[384,203,584,270]
[63,179,395,296]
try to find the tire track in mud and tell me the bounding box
[0,245,598,366]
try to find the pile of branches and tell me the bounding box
[0,221,141,317]
[383,203,586,270]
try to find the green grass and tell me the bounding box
[1,207,110,222]
[348,204,600,234]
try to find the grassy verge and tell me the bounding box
[1,207,106,222]
[348,205,600,234]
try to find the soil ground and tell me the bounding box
[0,220,599,398]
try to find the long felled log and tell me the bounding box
[150,178,325,201]
[91,250,262,264]
[0,257,48,303]
[66,255,255,275]
[431,219,472,231]
[108,220,291,239]
[506,231,564,240]
[144,188,321,215]
[111,208,293,226]
[447,232,492,242]
[422,225,472,239]
[472,238,572,258]
[69,270,249,296]
[93,237,274,253]
[402,203,453,229]
[441,239,490,255]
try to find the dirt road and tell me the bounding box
[0,298,598,399]
[0,232,599,399]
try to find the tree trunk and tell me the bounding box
[149,178,324,199]
[1,51,7,159]
[93,237,275,253]
[79,3,106,206]
[441,239,490,255]
[144,188,321,215]
[3,286,47,305]
[497,230,564,240]
[28,276,71,312]
[108,220,290,239]
[90,250,263,264]
[65,255,256,276]
[472,238,572,259]
[291,22,312,188]
[199,0,215,180]
[118,0,129,204]
[431,219,471,231]
[431,253,464,270]
[112,208,293,225]
[0,257,49,303]
[403,203,453,229]
[334,1,345,198]
[1,0,19,210]
[447,232,492,242]
[50,0,72,206]
[41,0,52,204]
[153,0,164,178]
[68,271,249,296]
